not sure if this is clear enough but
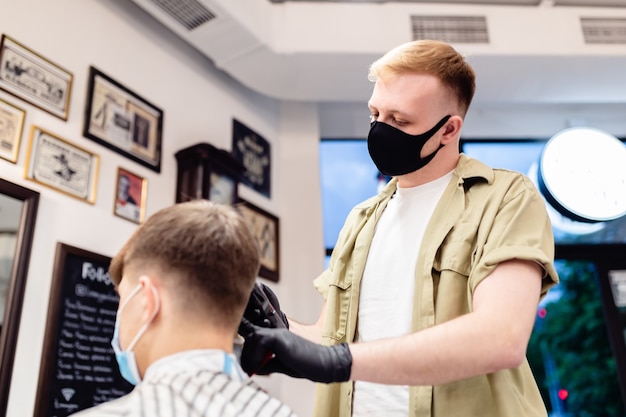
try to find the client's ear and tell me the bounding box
[138,275,161,322]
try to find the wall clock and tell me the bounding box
[174,143,244,205]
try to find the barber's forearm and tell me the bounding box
[288,300,327,343]
[350,260,542,385]
[349,312,524,385]
[289,319,322,343]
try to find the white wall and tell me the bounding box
[276,101,325,408]
[0,1,322,416]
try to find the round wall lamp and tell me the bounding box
[535,126,626,234]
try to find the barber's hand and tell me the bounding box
[239,318,352,384]
[242,282,289,329]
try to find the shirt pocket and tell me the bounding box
[432,239,475,319]
[433,239,473,277]
[322,277,352,343]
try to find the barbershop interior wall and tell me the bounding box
[0,1,322,416]
[3,1,626,417]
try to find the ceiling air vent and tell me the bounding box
[411,15,489,43]
[581,17,626,44]
[149,0,217,31]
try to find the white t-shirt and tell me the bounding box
[353,172,452,417]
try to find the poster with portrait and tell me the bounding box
[113,167,146,224]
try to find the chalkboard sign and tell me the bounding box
[34,243,132,417]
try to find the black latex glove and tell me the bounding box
[241,282,289,330]
[239,318,352,384]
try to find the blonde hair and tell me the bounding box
[109,200,260,325]
[369,40,476,116]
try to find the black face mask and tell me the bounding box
[367,115,451,176]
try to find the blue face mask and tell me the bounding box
[111,283,160,385]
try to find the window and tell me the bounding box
[319,139,382,265]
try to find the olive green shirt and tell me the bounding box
[312,155,559,417]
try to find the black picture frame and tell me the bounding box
[232,119,271,198]
[83,66,163,173]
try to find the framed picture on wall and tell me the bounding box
[237,199,280,282]
[113,167,147,224]
[0,98,25,163]
[232,119,271,198]
[0,34,73,120]
[83,66,163,173]
[24,125,99,204]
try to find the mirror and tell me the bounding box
[0,178,39,417]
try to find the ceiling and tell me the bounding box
[129,0,626,106]
[270,0,626,5]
